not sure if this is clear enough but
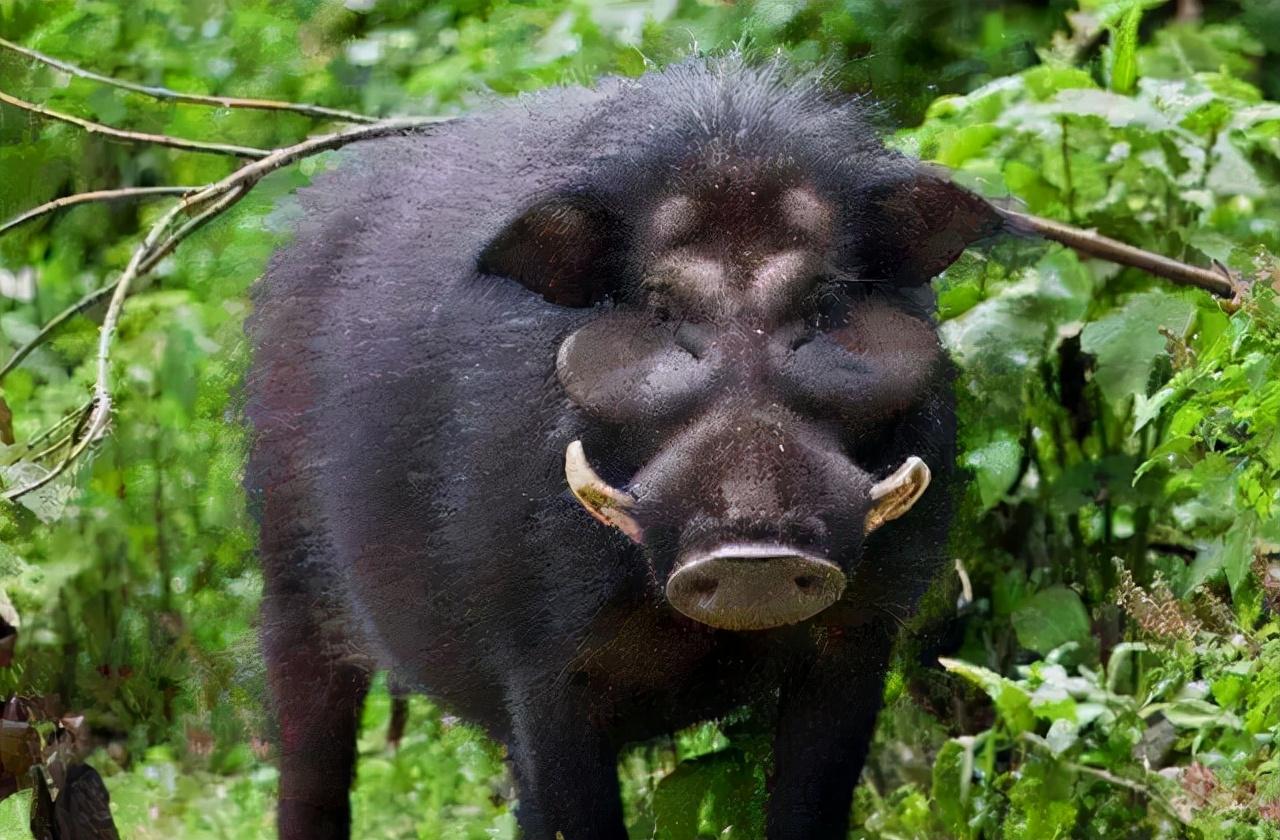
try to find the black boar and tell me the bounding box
[245,58,1004,840]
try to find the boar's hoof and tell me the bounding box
[666,544,845,631]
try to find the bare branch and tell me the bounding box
[0,282,115,382]
[0,90,270,158]
[1001,208,1240,302]
[0,398,99,501]
[1,199,188,502]
[1,116,444,499]
[24,401,94,464]
[0,117,442,390]
[0,400,92,466]
[0,188,254,384]
[136,184,253,277]
[0,37,381,124]
[179,117,446,208]
[0,186,199,237]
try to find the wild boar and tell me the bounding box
[245,57,1004,840]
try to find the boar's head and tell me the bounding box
[477,63,1004,632]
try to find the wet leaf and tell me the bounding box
[1080,290,1196,407]
[940,658,1036,735]
[1109,5,1143,94]
[964,430,1023,510]
[1011,586,1092,655]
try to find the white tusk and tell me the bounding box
[865,456,931,534]
[564,440,643,543]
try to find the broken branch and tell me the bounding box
[1000,208,1240,302]
[0,37,380,125]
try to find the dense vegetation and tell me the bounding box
[1,0,1278,836]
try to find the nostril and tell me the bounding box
[687,575,719,597]
[794,575,817,591]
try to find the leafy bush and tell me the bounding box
[884,26,1280,837]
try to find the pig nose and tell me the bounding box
[665,544,845,631]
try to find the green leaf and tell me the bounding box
[1222,516,1258,594]
[1080,290,1196,407]
[652,748,764,840]
[1005,756,1078,839]
[1132,386,1179,434]
[1011,586,1092,655]
[936,124,1001,167]
[1158,698,1243,730]
[1044,718,1080,756]
[0,789,30,838]
[1109,4,1143,94]
[931,739,975,839]
[1207,132,1264,197]
[963,430,1023,510]
[1022,65,1097,101]
[940,658,1036,735]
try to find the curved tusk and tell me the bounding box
[565,440,644,543]
[865,456,931,534]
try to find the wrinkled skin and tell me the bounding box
[246,59,1003,840]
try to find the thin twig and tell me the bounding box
[0,90,269,158]
[0,182,256,386]
[0,186,199,237]
[0,400,92,465]
[136,184,252,277]
[27,413,89,463]
[1,201,188,502]
[2,188,249,498]
[0,117,439,388]
[1,117,443,500]
[0,37,380,124]
[0,283,116,382]
[179,117,444,209]
[1001,208,1240,301]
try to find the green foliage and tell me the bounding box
[1,0,1280,838]
[886,14,1280,835]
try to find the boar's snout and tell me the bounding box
[660,456,930,630]
[566,437,932,631]
[665,544,844,630]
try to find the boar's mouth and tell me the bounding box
[564,441,932,631]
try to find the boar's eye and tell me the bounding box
[854,171,1006,286]
[478,195,621,308]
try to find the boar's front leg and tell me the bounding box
[766,622,895,840]
[506,682,628,840]
[262,568,371,840]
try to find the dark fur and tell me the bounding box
[246,58,997,839]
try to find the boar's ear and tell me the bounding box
[858,170,1007,286]
[478,195,619,308]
